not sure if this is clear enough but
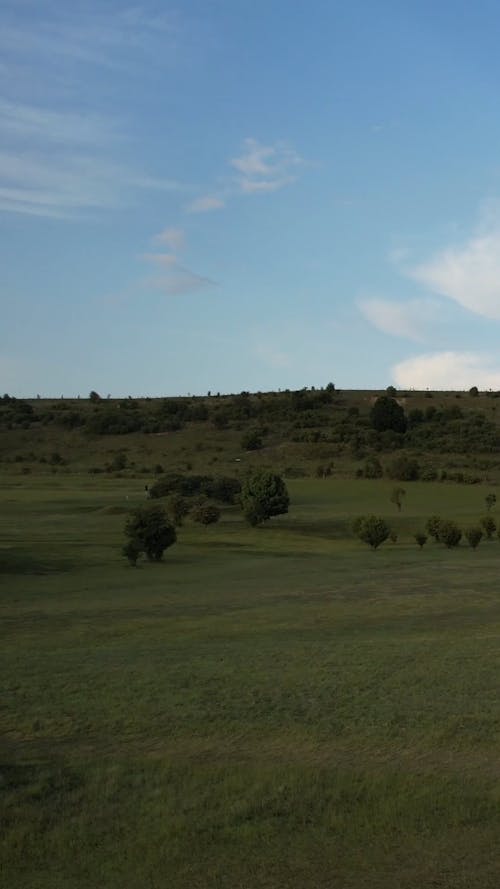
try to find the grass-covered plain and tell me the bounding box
[2,473,500,887]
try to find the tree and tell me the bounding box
[191,502,221,527]
[166,495,190,527]
[480,515,496,540]
[415,532,427,549]
[485,493,497,512]
[469,386,479,397]
[241,471,290,526]
[465,527,483,549]
[353,515,390,550]
[386,385,397,396]
[124,504,176,561]
[390,486,406,512]
[426,515,442,542]
[438,520,462,548]
[387,456,420,481]
[122,540,142,567]
[89,390,101,402]
[370,396,407,433]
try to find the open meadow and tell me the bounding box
[2,471,500,887]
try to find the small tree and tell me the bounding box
[354,515,391,550]
[370,396,407,433]
[241,471,290,526]
[241,429,263,451]
[465,527,483,549]
[124,504,176,561]
[415,532,428,549]
[166,495,190,527]
[480,515,496,540]
[438,520,462,548]
[89,390,101,402]
[122,540,142,567]
[426,515,442,543]
[485,493,497,512]
[390,486,406,512]
[363,456,383,479]
[191,502,221,527]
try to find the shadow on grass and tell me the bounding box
[0,548,74,575]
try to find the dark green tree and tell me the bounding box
[353,515,391,550]
[480,515,496,540]
[485,493,497,512]
[122,540,142,567]
[370,396,407,433]
[465,527,483,549]
[438,520,462,548]
[426,515,442,542]
[241,471,290,526]
[166,495,190,527]
[414,532,428,549]
[124,504,176,561]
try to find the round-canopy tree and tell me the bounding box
[241,471,290,526]
[353,515,391,550]
[124,504,176,561]
[370,396,407,433]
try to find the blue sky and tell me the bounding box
[3,0,500,396]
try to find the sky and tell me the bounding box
[3,0,500,396]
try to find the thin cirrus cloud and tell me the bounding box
[230,138,303,194]
[141,227,216,297]
[0,5,183,218]
[185,195,225,214]
[393,351,500,391]
[358,297,439,342]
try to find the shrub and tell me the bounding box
[124,504,176,561]
[166,495,190,527]
[438,520,462,548]
[353,515,391,550]
[415,533,428,549]
[465,527,483,549]
[241,471,289,526]
[485,493,497,511]
[241,429,263,451]
[122,540,142,567]
[363,456,383,479]
[191,502,221,526]
[370,396,407,433]
[386,456,420,481]
[480,515,496,540]
[426,515,442,542]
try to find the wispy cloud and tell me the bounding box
[230,138,302,194]
[154,227,186,252]
[0,5,184,218]
[359,297,440,342]
[186,195,225,214]
[141,227,216,297]
[409,230,500,321]
[393,351,500,390]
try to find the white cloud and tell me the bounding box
[153,227,185,252]
[186,195,225,214]
[410,231,500,321]
[231,138,302,195]
[0,98,117,145]
[359,297,439,342]
[393,351,500,390]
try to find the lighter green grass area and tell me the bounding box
[2,475,500,887]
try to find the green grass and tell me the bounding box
[2,474,500,887]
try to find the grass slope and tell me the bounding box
[2,475,500,887]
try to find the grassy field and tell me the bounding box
[2,473,500,887]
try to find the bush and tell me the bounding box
[363,456,383,479]
[241,471,289,526]
[353,515,391,550]
[166,495,190,527]
[438,520,462,548]
[386,456,420,481]
[122,540,142,566]
[370,396,407,433]
[415,532,428,549]
[241,429,263,451]
[191,502,221,526]
[480,515,496,540]
[124,504,176,561]
[425,515,442,542]
[465,527,483,549]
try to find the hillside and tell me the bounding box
[2,386,500,484]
